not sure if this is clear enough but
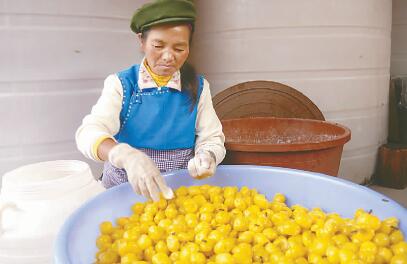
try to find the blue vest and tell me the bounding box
[114,64,203,150]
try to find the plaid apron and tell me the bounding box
[101,148,193,188]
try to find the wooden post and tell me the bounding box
[374,143,407,189]
[388,79,402,143]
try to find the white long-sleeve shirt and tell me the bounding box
[75,64,226,165]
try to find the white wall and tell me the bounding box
[0,0,147,179]
[192,0,392,183]
[392,0,407,77]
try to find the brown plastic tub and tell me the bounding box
[222,117,351,176]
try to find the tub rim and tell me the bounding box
[222,117,351,152]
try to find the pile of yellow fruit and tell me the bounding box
[94,185,407,264]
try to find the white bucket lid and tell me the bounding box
[1,160,95,200]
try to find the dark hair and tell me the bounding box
[141,23,198,106]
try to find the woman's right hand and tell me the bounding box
[108,143,174,201]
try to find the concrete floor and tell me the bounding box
[370,185,407,208]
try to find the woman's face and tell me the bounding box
[140,24,191,76]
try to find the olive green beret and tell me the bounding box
[130,0,196,33]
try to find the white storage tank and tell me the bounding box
[392,0,407,76]
[0,1,147,178]
[0,160,104,263]
[192,0,392,183]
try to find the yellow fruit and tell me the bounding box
[214,238,235,254]
[342,242,359,253]
[377,247,393,263]
[183,198,198,213]
[338,248,355,263]
[356,212,381,230]
[156,218,169,229]
[208,230,224,242]
[156,197,167,210]
[253,233,269,246]
[233,216,248,232]
[178,231,195,242]
[253,194,269,209]
[144,203,158,215]
[188,186,202,196]
[326,245,340,263]
[391,254,407,264]
[153,211,165,224]
[285,242,306,259]
[274,236,289,251]
[152,252,171,264]
[98,250,119,264]
[217,224,232,237]
[391,230,405,245]
[294,213,312,229]
[167,235,180,252]
[155,240,169,254]
[99,221,114,235]
[277,220,301,236]
[234,197,247,211]
[139,213,154,223]
[216,211,231,225]
[195,231,208,244]
[148,225,164,241]
[96,235,112,250]
[252,244,270,262]
[185,242,200,253]
[374,232,391,247]
[271,211,290,225]
[94,185,406,264]
[131,202,145,214]
[380,217,399,234]
[237,231,254,244]
[175,186,188,196]
[232,243,252,264]
[164,206,178,219]
[359,241,377,263]
[170,251,180,262]
[216,253,235,264]
[263,227,278,241]
[190,252,207,264]
[331,235,348,247]
[351,229,375,243]
[302,231,315,247]
[309,238,329,256]
[118,240,142,257]
[392,241,407,256]
[121,253,140,264]
[111,228,125,240]
[295,257,308,264]
[193,194,207,206]
[273,193,286,203]
[144,246,156,262]
[137,234,152,250]
[199,239,215,253]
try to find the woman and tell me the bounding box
[75,0,225,202]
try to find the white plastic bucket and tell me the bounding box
[0,160,105,263]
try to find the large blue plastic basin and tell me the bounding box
[54,165,407,264]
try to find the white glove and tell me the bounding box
[108,143,174,201]
[188,150,216,179]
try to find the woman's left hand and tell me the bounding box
[187,150,216,179]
